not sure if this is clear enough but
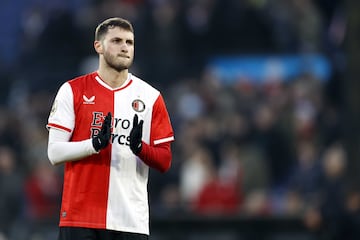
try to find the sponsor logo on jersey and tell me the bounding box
[83,95,95,104]
[90,112,132,146]
[132,99,145,112]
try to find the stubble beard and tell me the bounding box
[104,51,133,72]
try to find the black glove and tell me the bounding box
[92,112,112,152]
[129,114,143,155]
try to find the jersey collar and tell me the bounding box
[95,73,132,91]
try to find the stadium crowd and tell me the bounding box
[1,0,356,239]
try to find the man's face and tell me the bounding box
[98,27,134,72]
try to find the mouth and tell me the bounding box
[117,54,129,59]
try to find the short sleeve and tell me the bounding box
[47,82,75,133]
[150,94,174,145]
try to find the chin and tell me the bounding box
[108,62,130,72]
[114,66,128,72]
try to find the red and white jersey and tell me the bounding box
[47,72,174,235]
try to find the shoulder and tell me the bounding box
[130,73,159,94]
[68,72,97,86]
[55,72,97,98]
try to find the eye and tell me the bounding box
[126,40,134,46]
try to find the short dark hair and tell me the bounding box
[95,17,134,41]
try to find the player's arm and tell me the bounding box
[47,112,112,165]
[129,94,174,173]
[47,128,96,165]
[138,141,172,173]
[129,114,173,172]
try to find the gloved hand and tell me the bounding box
[129,114,143,155]
[92,112,112,152]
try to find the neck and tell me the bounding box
[97,66,129,89]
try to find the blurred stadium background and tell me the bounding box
[0,0,359,239]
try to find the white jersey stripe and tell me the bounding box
[154,136,175,145]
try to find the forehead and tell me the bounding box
[103,27,134,41]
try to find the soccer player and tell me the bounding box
[46,17,174,240]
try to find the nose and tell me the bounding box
[121,43,128,52]
[122,44,132,54]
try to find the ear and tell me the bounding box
[94,41,103,54]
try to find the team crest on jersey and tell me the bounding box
[83,95,95,104]
[132,99,145,112]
